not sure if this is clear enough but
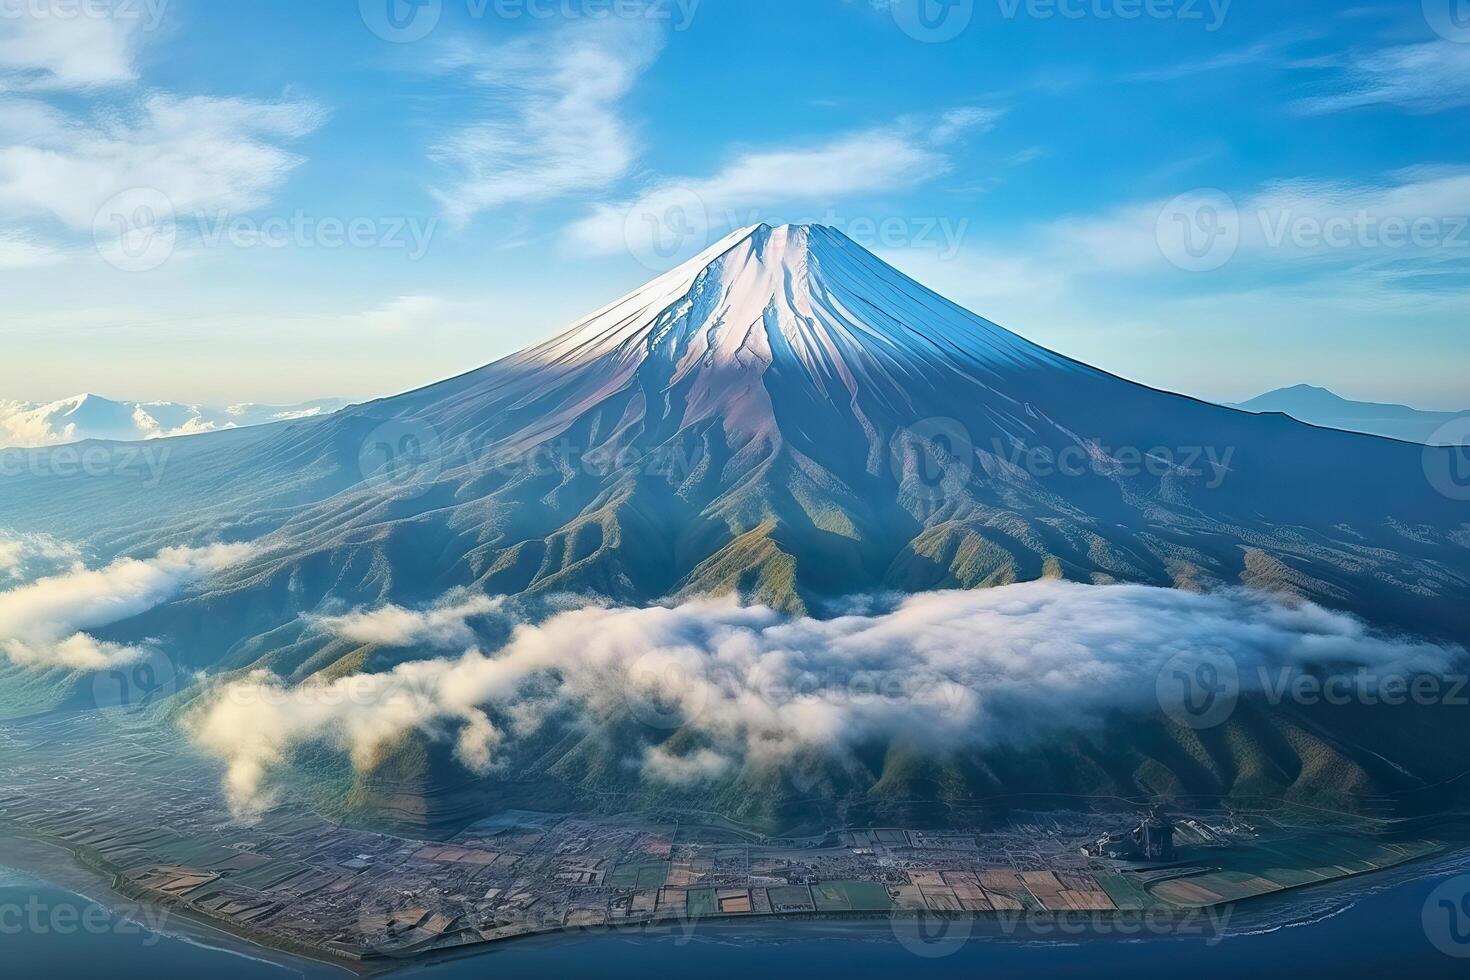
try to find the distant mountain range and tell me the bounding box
[4,224,1469,831]
[0,393,350,448]
[1228,385,1468,445]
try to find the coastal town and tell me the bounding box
[0,714,1445,969]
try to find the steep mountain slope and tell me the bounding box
[1230,384,1468,446]
[0,393,349,448]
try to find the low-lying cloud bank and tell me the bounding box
[186,581,1466,818]
[0,543,255,670]
[308,592,503,649]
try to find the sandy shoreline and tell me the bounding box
[0,834,359,978]
[4,826,1465,977]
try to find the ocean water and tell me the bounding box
[3,859,1469,980]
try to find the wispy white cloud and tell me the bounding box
[0,93,325,232]
[188,581,1464,818]
[350,295,449,333]
[430,17,665,223]
[0,530,81,582]
[566,112,989,256]
[0,229,65,268]
[1297,41,1470,115]
[0,543,256,670]
[1128,35,1299,83]
[929,106,1006,143]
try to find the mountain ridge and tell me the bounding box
[1228,385,1468,446]
[0,393,351,449]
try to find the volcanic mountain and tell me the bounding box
[4,224,1470,828]
[8,223,1468,639]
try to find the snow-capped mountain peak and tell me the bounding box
[502,224,1081,442]
[530,224,1068,377]
[0,394,350,449]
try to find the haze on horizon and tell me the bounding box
[2,1,1468,411]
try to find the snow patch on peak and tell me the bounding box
[522,222,1076,389]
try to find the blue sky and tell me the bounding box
[1,0,1468,408]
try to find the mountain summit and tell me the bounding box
[454,222,1081,464]
[526,223,1070,378]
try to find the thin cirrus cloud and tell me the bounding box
[1296,41,1470,115]
[187,580,1464,818]
[566,109,1003,256]
[0,230,65,269]
[0,542,256,671]
[429,17,666,224]
[1035,166,1470,276]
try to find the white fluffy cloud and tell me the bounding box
[0,0,160,91]
[188,581,1464,818]
[310,593,503,649]
[0,542,255,670]
[0,93,324,232]
[0,4,322,265]
[430,17,664,223]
